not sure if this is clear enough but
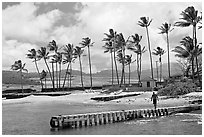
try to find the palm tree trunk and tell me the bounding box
[45,59,54,90]
[191,58,195,82]
[194,25,201,87]
[56,62,58,90]
[59,62,61,89]
[34,59,43,90]
[110,51,114,86]
[87,46,93,89]
[20,68,23,93]
[137,54,140,84]
[62,63,70,88]
[52,62,55,89]
[79,56,84,89]
[139,54,142,85]
[120,49,125,87]
[70,62,72,88]
[129,64,130,85]
[156,61,159,81]
[145,27,154,79]
[166,33,171,78]
[113,49,119,85]
[45,77,47,89]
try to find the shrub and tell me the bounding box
[157,81,197,97]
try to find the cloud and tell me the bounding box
[2,2,63,43]
[2,2,202,73]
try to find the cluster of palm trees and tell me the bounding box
[12,38,95,92]
[11,6,202,92]
[173,6,202,86]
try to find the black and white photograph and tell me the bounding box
[2,1,202,135]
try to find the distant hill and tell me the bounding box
[2,62,182,85]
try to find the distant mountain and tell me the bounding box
[2,71,40,85]
[2,62,182,84]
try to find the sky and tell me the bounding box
[2,2,202,73]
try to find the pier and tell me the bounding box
[50,104,201,129]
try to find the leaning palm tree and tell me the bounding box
[103,29,120,85]
[116,33,130,87]
[103,42,114,86]
[138,17,154,79]
[48,40,59,89]
[11,60,28,93]
[74,46,85,89]
[125,54,134,85]
[62,44,75,89]
[37,47,54,90]
[174,6,202,85]
[159,22,174,78]
[40,70,47,89]
[152,47,165,82]
[172,36,195,80]
[127,33,146,84]
[27,48,43,90]
[80,37,94,89]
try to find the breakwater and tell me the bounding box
[50,104,201,129]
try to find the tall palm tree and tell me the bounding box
[152,47,165,82]
[11,60,28,93]
[174,6,202,85]
[48,40,59,89]
[159,22,174,78]
[80,37,94,89]
[103,29,120,85]
[62,44,75,88]
[172,36,196,80]
[103,42,114,86]
[26,48,43,90]
[138,17,154,79]
[74,46,85,89]
[40,70,47,89]
[127,34,146,85]
[37,47,54,90]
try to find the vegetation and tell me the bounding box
[157,80,197,97]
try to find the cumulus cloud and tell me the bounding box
[2,2,63,43]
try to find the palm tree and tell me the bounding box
[103,29,120,85]
[40,70,47,89]
[116,33,130,87]
[152,47,165,82]
[62,44,75,89]
[103,42,114,86]
[27,48,43,90]
[127,34,146,85]
[48,40,59,89]
[159,22,174,78]
[80,37,94,89]
[172,36,195,80]
[174,6,202,85]
[74,46,85,89]
[125,54,133,85]
[11,60,28,93]
[37,47,54,90]
[138,17,154,79]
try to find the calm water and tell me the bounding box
[2,95,202,135]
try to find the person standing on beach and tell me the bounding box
[151,92,159,109]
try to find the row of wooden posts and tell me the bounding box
[50,108,168,128]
